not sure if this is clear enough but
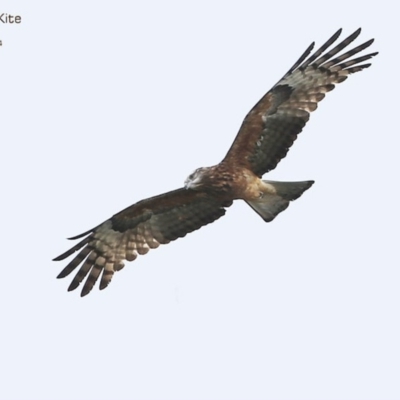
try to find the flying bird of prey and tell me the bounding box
[54,28,377,296]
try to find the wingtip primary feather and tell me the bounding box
[347,27,362,42]
[68,228,95,240]
[57,270,69,279]
[53,236,91,261]
[334,27,343,38]
[346,27,362,45]
[364,38,374,47]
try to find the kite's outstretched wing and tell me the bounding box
[223,28,378,177]
[54,189,231,296]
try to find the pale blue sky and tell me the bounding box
[1,1,398,399]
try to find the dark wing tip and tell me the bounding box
[327,28,343,44]
[53,247,75,261]
[346,27,362,45]
[348,27,362,41]
[347,63,372,73]
[53,236,91,261]
[80,288,90,297]
[327,28,343,45]
[334,27,343,38]
[57,270,69,279]
[67,279,80,292]
[68,228,95,240]
[364,38,375,46]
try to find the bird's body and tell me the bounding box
[54,28,378,296]
[185,163,266,200]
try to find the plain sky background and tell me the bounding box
[1,1,399,399]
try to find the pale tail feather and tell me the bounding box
[246,180,314,222]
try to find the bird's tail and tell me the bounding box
[246,180,314,222]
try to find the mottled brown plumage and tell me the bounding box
[54,28,377,296]
[55,190,232,296]
[223,28,377,177]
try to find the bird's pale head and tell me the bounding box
[184,167,210,190]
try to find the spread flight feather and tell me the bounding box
[54,29,377,296]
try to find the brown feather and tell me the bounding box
[223,28,377,177]
[54,189,231,296]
